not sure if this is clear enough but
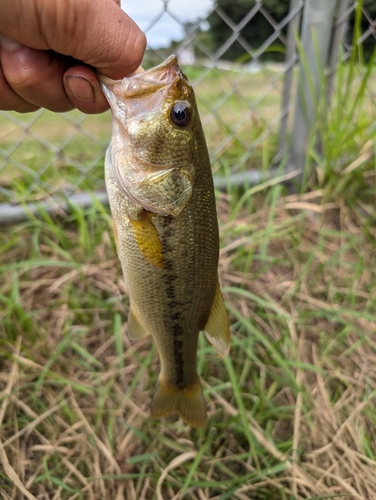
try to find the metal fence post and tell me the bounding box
[278,0,303,155]
[326,0,351,101]
[288,0,337,180]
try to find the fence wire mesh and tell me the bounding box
[0,0,375,222]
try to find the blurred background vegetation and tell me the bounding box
[167,0,376,62]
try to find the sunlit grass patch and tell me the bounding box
[1,172,376,497]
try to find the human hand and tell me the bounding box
[0,0,146,114]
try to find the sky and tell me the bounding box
[121,0,214,48]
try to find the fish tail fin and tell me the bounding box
[150,379,207,428]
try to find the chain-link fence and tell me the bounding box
[0,0,375,223]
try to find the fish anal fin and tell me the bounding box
[151,379,207,428]
[127,306,149,340]
[129,213,164,269]
[204,282,230,357]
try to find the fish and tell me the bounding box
[100,55,230,427]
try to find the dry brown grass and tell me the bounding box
[1,187,376,499]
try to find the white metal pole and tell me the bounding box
[289,0,337,181]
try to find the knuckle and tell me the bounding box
[5,62,42,91]
[0,68,38,112]
[1,56,38,92]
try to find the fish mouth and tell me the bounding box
[99,55,189,98]
[99,54,192,126]
[128,55,183,89]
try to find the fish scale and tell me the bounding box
[100,56,230,427]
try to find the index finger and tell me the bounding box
[0,0,146,79]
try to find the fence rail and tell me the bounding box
[0,0,375,224]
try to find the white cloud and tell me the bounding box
[121,0,214,48]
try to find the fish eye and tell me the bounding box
[170,102,191,127]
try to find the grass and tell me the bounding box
[2,176,376,499]
[1,16,376,499]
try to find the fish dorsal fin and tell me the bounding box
[127,306,149,340]
[204,283,230,357]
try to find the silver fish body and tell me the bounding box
[101,56,230,427]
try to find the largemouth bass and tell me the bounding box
[100,56,230,427]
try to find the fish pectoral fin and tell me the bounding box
[203,282,231,357]
[127,306,149,340]
[151,379,207,428]
[138,167,194,217]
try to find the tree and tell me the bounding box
[206,0,376,62]
[207,0,291,62]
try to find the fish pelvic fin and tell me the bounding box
[204,282,231,357]
[150,379,207,428]
[127,305,150,340]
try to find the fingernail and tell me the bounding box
[0,35,21,51]
[65,75,95,102]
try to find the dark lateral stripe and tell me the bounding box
[161,215,185,385]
